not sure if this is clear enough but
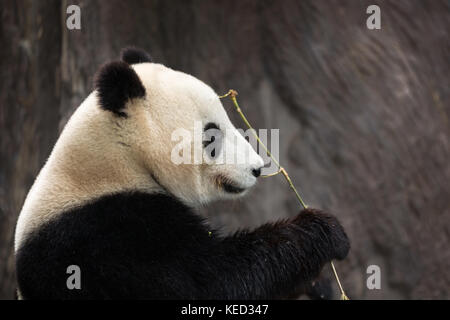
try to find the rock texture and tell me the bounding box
[1,0,449,299]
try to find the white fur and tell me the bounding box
[15,63,263,251]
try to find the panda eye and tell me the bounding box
[203,122,222,159]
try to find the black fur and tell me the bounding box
[120,47,152,65]
[16,192,349,299]
[303,276,333,300]
[94,61,146,117]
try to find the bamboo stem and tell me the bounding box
[219,89,349,300]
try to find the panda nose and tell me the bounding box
[251,168,261,178]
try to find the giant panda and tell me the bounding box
[14,47,349,299]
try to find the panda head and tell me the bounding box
[94,47,264,206]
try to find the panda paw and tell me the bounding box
[291,208,350,261]
[305,276,334,300]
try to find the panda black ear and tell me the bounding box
[120,46,152,65]
[94,61,146,117]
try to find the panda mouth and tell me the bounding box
[223,182,246,194]
[216,175,246,194]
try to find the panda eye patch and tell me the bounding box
[203,123,220,148]
[204,122,219,132]
[203,122,222,159]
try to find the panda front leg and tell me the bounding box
[187,208,350,299]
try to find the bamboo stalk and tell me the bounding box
[219,89,349,300]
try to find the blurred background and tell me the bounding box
[0,0,449,299]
